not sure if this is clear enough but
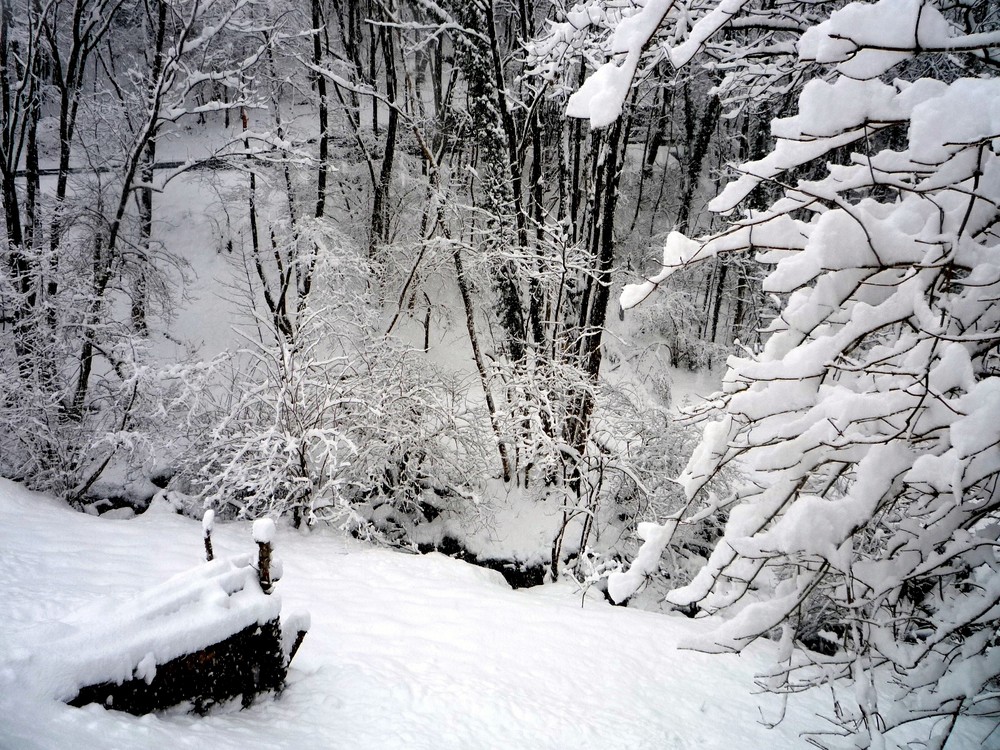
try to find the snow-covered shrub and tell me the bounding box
[179,241,490,535]
[0,241,214,506]
[0,0,273,505]
[335,356,492,544]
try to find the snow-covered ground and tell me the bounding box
[0,478,844,750]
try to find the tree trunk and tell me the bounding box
[675,95,721,234]
[708,259,728,344]
[454,247,513,483]
[132,137,156,335]
[312,0,329,220]
[370,20,398,258]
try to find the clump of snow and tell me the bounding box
[285,610,310,632]
[252,518,276,545]
[101,507,136,520]
[799,0,955,79]
[907,78,1000,166]
[280,610,311,659]
[270,555,284,582]
[567,58,639,128]
[202,509,215,535]
[567,0,673,127]
[146,490,185,515]
[135,653,157,686]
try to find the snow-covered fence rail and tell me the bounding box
[58,520,308,715]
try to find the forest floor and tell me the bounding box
[0,477,848,750]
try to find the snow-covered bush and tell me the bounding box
[0,0,273,505]
[573,0,1000,746]
[179,242,489,537]
[0,231,221,510]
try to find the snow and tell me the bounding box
[607,520,678,603]
[0,478,847,750]
[202,509,215,535]
[136,653,157,686]
[567,0,674,128]
[798,0,955,79]
[907,78,1000,166]
[251,518,276,545]
[7,549,282,705]
[566,59,639,128]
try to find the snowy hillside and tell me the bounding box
[2,1,998,748]
[0,478,845,750]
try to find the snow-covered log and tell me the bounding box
[55,525,307,715]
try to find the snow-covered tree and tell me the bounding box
[574,0,1000,746]
[176,238,490,539]
[0,0,273,500]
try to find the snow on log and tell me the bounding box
[45,522,308,715]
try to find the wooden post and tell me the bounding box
[252,519,276,594]
[202,509,215,562]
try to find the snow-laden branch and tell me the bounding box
[593,1,1000,746]
[566,0,677,127]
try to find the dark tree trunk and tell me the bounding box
[708,259,728,344]
[132,138,155,335]
[675,94,721,234]
[370,20,398,257]
[312,0,329,220]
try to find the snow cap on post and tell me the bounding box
[252,518,276,545]
[202,509,215,535]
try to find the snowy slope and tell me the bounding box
[0,479,823,750]
[0,480,986,750]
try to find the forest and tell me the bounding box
[1,0,998,747]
